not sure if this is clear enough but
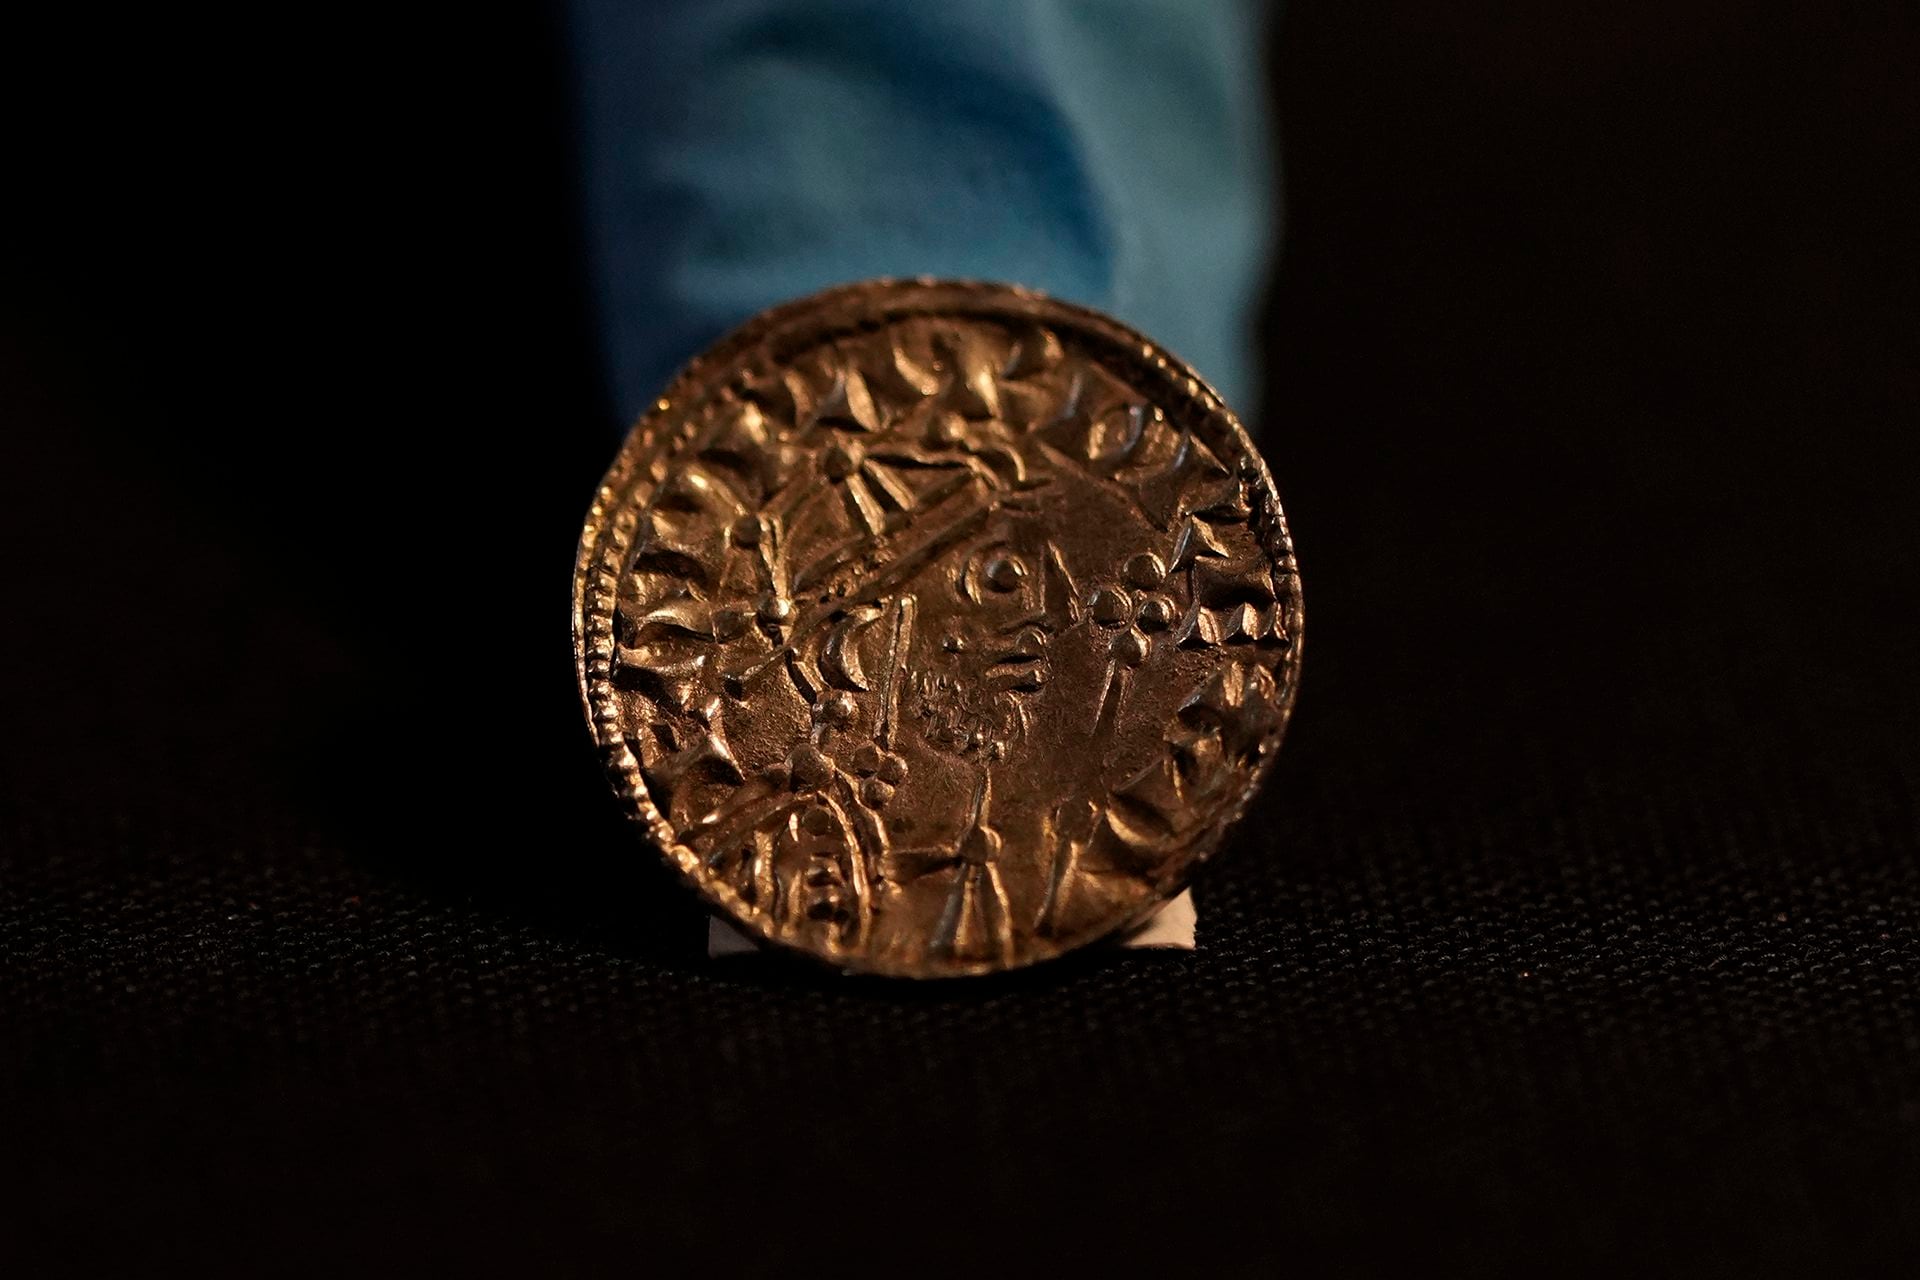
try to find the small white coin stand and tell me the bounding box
[707,888,1196,958]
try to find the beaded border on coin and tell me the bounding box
[574,279,1302,977]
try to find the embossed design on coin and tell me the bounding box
[574,280,1302,976]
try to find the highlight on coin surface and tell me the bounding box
[574,280,1302,976]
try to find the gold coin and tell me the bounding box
[574,280,1302,976]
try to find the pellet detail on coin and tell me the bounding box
[574,280,1301,976]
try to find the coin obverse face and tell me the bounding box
[574,280,1302,976]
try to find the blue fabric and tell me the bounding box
[570,0,1275,424]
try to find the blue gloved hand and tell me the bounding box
[571,0,1274,424]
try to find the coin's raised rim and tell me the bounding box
[573,278,1303,977]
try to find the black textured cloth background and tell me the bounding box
[4,5,1917,1275]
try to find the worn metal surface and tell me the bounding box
[574,280,1302,975]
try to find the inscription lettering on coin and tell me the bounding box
[575,281,1302,976]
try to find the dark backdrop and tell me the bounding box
[4,3,1917,1274]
